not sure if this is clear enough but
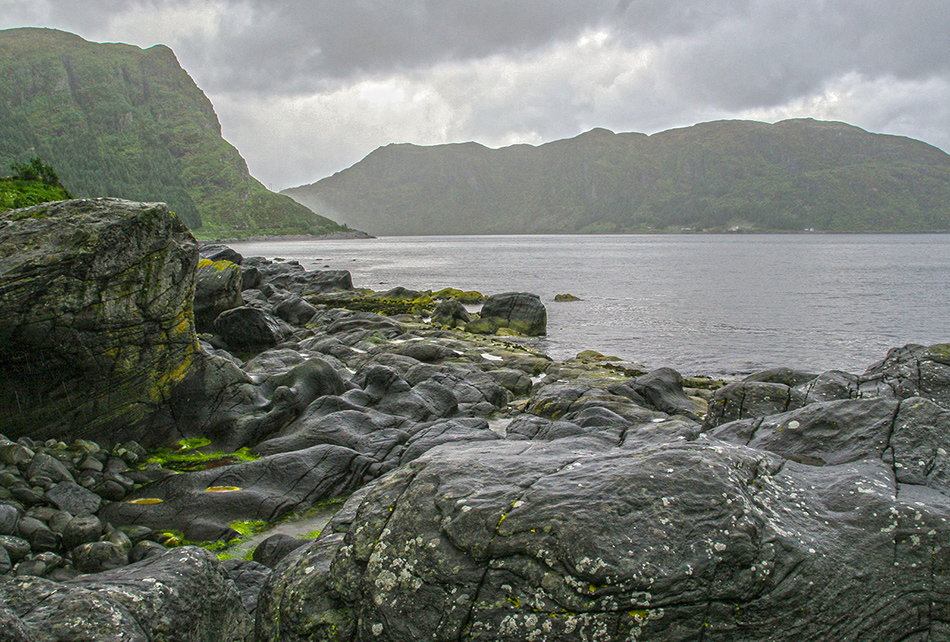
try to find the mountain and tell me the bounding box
[284,119,950,235]
[0,27,344,237]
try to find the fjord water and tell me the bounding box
[229,234,950,376]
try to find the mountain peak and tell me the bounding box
[284,118,950,235]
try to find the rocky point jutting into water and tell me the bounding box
[0,198,949,641]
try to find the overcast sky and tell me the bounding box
[2,0,950,190]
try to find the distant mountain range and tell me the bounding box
[0,27,344,238]
[284,119,950,235]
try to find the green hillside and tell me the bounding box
[0,27,344,237]
[284,119,950,235]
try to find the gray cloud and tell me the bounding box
[2,0,950,189]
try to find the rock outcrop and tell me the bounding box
[2,204,949,641]
[0,546,251,641]
[257,343,950,642]
[0,199,200,445]
[467,292,547,336]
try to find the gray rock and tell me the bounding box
[62,515,104,551]
[199,244,243,265]
[252,534,311,569]
[72,541,129,574]
[0,536,30,563]
[862,343,950,408]
[0,198,200,445]
[258,433,950,642]
[129,540,167,563]
[194,257,244,332]
[631,367,706,420]
[25,453,74,486]
[45,481,101,516]
[274,295,318,325]
[214,306,289,348]
[0,505,18,536]
[704,380,806,429]
[100,445,364,542]
[0,546,250,641]
[431,298,471,328]
[222,559,272,617]
[0,445,32,468]
[467,292,547,336]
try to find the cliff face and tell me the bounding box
[0,27,343,237]
[284,118,950,235]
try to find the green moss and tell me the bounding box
[143,440,260,472]
[230,519,269,538]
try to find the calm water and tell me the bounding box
[228,234,950,376]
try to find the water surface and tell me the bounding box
[228,234,950,376]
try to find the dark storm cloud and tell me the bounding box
[3,0,950,187]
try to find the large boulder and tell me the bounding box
[0,199,200,444]
[0,546,251,641]
[258,430,950,642]
[467,292,546,336]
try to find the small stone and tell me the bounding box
[0,504,19,535]
[29,527,63,553]
[93,480,127,502]
[117,525,154,545]
[14,552,62,578]
[46,481,102,516]
[0,535,31,562]
[47,510,74,533]
[16,515,46,539]
[78,455,104,472]
[0,544,11,574]
[26,452,75,485]
[63,515,104,551]
[105,528,133,553]
[72,541,129,574]
[129,540,167,563]
[0,444,33,467]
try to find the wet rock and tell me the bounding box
[62,515,104,552]
[222,559,272,617]
[100,445,364,542]
[199,244,243,265]
[45,481,101,516]
[0,536,31,563]
[129,539,167,563]
[252,533,311,569]
[194,257,244,332]
[0,198,200,445]
[274,295,317,325]
[72,541,129,574]
[25,453,74,486]
[704,380,806,429]
[0,546,251,641]
[214,306,289,349]
[258,432,950,642]
[0,505,18,536]
[430,298,471,328]
[467,292,547,336]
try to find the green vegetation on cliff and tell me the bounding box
[0,27,345,237]
[1,157,73,211]
[284,119,950,235]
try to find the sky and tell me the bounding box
[2,1,950,191]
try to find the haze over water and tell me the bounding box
[229,234,950,377]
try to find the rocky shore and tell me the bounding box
[1,198,949,641]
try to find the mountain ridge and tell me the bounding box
[284,118,950,235]
[0,27,345,237]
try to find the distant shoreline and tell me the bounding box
[199,229,375,243]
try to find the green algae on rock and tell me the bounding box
[0,198,200,445]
